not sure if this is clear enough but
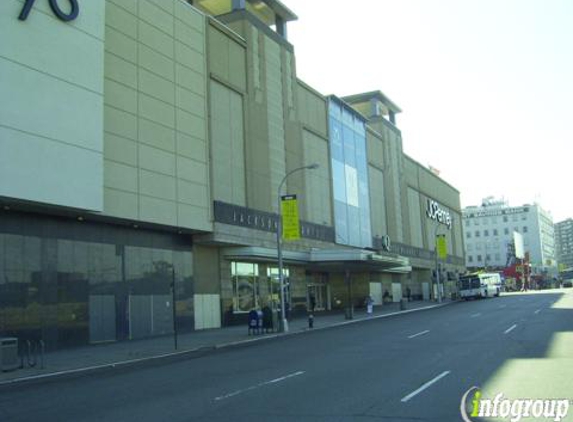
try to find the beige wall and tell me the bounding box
[103,0,211,231]
[302,129,332,226]
[0,0,105,211]
[403,155,463,257]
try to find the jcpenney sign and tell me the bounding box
[19,0,79,22]
[426,198,452,229]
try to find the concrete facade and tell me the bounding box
[0,0,464,349]
[462,198,556,274]
[555,219,573,271]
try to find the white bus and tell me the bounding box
[459,272,501,300]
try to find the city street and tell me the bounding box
[1,290,572,422]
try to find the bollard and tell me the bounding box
[400,299,406,311]
[308,314,314,329]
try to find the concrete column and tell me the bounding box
[389,110,396,125]
[276,15,287,38]
[232,0,246,10]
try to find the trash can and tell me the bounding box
[345,307,354,320]
[0,337,19,372]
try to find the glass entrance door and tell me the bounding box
[308,284,329,311]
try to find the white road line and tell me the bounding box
[470,313,481,318]
[504,324,517,334]
[401,371,451,403]
[408,330,430,339]
[534,309,541,315]
[214,371,305,401]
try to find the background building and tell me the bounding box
[555,219,573,271]
[462,197,556,275]
[0,0,464,350]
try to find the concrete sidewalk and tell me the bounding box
[0,299,453,386]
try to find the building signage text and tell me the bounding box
[213,201,335,243]
[426,198,452,229]
[19,0,79,22]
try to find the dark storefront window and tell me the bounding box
[0,212,193,351]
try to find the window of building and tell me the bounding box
[493,229,498,236]
[475,231,480,237]
[466,232,471,239]
[503,216,508,223]
[465,220,470,227]
[504,228,509,235]
[468,255,474,263]
[523,226,528,233]
[232,262,259,313]
[484,230,489,237]
[477,255,482,262]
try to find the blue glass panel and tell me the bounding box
[332,160,347,203]
[343,125,356,167]
[334,200,348,245]
[347,206,361,247]
[329,116,344,162]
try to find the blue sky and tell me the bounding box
[285,0,573,221]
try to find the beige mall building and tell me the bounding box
[0,0,465,349]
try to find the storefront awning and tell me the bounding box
[222,246,410,273]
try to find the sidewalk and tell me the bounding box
[0,299,453,386]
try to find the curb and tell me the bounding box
[0,301,456,388]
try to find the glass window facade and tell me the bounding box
[0,212,193,351]
[328,98,372,248]
[230,263,289,313]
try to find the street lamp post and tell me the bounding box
[434,224,445,304]
[276,163,319,333]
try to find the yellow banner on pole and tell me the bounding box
[436,235,447,259]
[281,195,300,241]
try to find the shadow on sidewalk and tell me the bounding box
[0,299,448,386]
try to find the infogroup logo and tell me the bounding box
[460,386,571,422]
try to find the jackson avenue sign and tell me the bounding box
[213,201,335,242]
[19,0,79,22]
[426,198,452,229]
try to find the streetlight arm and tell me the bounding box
[278,163,320,198]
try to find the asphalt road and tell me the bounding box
[1,290,572,422]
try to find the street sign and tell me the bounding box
[436,235,447,259]
[281,195,300,241]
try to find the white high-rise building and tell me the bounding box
[462,198,556,274]
[555,219,573,270]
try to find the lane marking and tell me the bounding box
[214,371,305,401]
[534,309,541,315]
[401,371,451,403]
[408,330,430,339]
[470,313,481,318]
[504,324,517,334]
